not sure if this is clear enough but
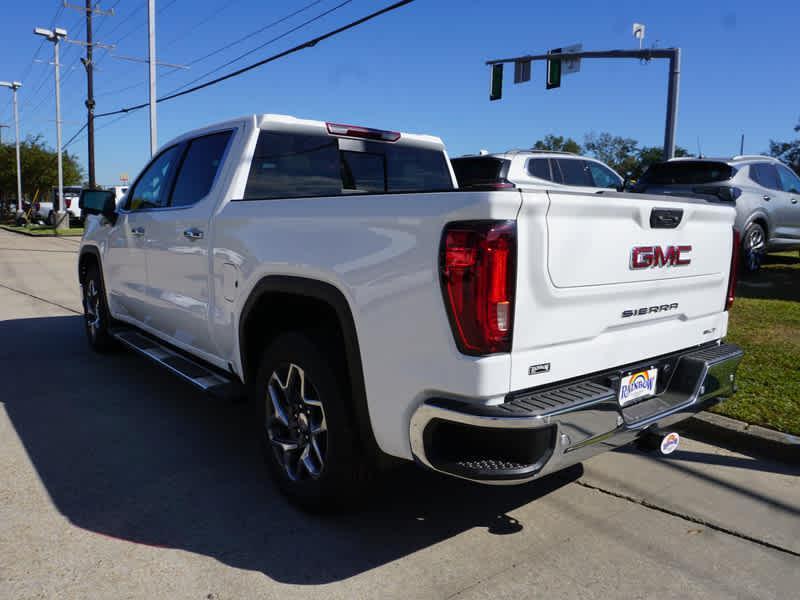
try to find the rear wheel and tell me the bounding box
[741,222,766,273]
[254,331,370,511]
[82,263,117,353]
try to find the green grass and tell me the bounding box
[0,224,84,237]
[712,251,800,435]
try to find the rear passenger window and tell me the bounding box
[171,131,232,207]
[750,163,781,190]
[244,132,341,200]
[527,158,551,180]
[555,159,594,187]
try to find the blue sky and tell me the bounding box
[1,0,798,185]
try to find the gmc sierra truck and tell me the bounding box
[78,114,744,509]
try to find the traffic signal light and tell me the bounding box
[489,63,503,101]
[546,49,562,89]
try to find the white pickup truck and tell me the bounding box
[78,114,743,509]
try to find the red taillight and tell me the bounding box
[726,228,740,310]
[65,198,72,209]
[440,221,516,355]
[326,122,401,142]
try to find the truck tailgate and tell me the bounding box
[509,189,736,392]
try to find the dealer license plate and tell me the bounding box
[618,368,658,406]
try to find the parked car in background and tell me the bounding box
[110,186,129,202]
[633,156,800,271]
[35,186,83,225]
[451,150,624,192]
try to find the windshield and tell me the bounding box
[640,161,735,185]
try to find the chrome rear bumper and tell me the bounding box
[409,342,744,484]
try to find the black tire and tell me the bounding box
[46,211,55,226]
[81,263,117,353]
[254,331,371,511]
[741,222,766,273]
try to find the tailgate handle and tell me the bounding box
[650,208,683,229]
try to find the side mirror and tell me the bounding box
[79,189,117,224]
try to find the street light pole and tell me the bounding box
[34,27,68,227]
[147,0,157,156]
[0,81,23,214]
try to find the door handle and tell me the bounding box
[762,195,771,201]
[792,198,798,204]
[183,227,204,240]
[131,226,145,237]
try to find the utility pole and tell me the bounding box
[64,2,115,189]
[34,27,68,228]
[85,0,96,188]
[148,0,157,156]
[1,81,23,214]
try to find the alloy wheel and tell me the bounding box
[83,279,101,338]
[265,363,328,481]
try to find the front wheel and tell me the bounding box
[741,222,766,273]
[254,332,371,511]
[82,264,117,353]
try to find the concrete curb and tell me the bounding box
[679,412,800,463]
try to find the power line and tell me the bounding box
[95,0,326,101]
[97,0,413,119]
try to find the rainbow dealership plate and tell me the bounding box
[618,368,658,406]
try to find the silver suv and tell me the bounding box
[451,150,623,193]
[634,156,800,271]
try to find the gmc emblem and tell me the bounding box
[630,245,692,269]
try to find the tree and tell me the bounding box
[769,120,800,175]
[583,132,639,175]
[532,134,582,154]
[0,135,84,202]
[634,145,691,179]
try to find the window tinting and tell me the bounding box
[244,131,454,199]
[777,164,800,193]
[750,163,781,190]
[527,158,552,180]
[341,151,385,193]
[588,162,621,188]
[244,132,341,200]
[555,159,594,186]
[451,157,507,187]
[127,145,182,211]
[386,145,453,191]
[640,161,735,185]
[171,131,232,207]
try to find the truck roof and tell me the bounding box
[161,114,447,153]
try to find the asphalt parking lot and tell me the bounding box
[1,228,798,599]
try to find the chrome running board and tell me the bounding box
[111,328,239,397]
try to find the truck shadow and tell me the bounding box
[737,253,800,302]
[0,314,580,585]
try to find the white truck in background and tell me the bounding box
[78,114,743,509]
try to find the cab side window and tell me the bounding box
[555,158,594,187]
[527,158,552,181]
[126,145,182,211]
[588,162,622,189]
[750,163,781,191]
[777,164,800,194]
[171,131,232,207]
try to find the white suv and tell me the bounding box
[452,150,623,192]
